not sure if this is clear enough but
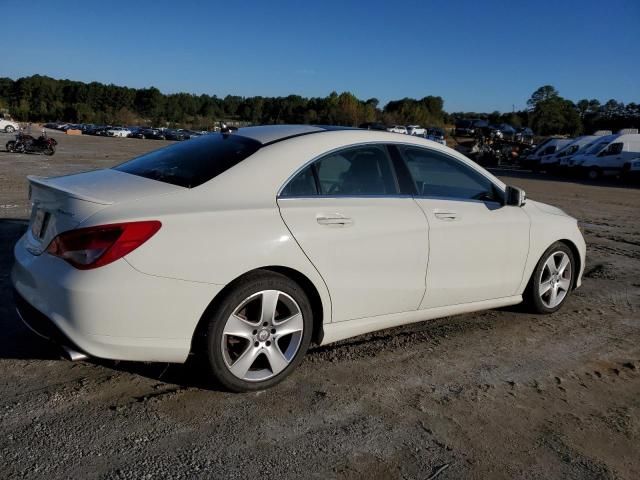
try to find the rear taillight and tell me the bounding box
[46,221,161,270]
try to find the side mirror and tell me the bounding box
[505,185,526,207]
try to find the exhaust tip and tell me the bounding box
[61,345,89,361]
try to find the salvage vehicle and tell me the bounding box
[426,127,446,145]
[514,127,534,144]
[573,132,640,179]
[407,125,426,136]
[106,127,132,138]
[12,125,586,392]
[6,131,57,156]
[454,119,488,137]
[539,135,601,173]
[521,138,573,172]
[1,117,20,133]
[387,125,408,134]
[621,157,640,181]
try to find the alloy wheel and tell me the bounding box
[221,290,304,382]
[539,251,572,308]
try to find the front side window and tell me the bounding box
[400,146,501,203]
[314,145,398,196]
[602,142,623,156]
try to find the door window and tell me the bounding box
[400,146,502,202]
[601,142,623,156]
[314,145,398,196]
[280,166,317,197]
[279,145,399,197]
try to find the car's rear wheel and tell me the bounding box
[525,242,575,314]
[5,125,15,133]
[204,271,313,392]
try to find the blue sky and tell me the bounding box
[5,0,639,112]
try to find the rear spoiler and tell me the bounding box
[27,175,114,205]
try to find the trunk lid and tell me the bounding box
[25,169,184,255]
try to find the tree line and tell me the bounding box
[0,75,446,130]
[0,76,637,135]
[453,86,639,136]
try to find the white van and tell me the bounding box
[538,135,600,172]
[523,138,573,171]
[574,133,640,179]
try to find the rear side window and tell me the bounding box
[280,166,317,197]
[114,134,261,188]
[279,145,399,197]
[400,146,501,202]
[315,145,397,195]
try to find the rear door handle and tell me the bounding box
[316,214,354,226]
[433,210,459,220]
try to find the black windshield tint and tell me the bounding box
[114,134,261,188]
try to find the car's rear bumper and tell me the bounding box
[11,233,223,363]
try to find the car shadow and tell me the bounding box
[0,219,64,360]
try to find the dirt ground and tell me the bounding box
[0,131,639,480]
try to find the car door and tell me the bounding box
[396,145,530,309]
[277,144,429,322]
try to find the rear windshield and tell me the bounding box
[114,134,261,188]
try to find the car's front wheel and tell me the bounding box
[525,242,575,314]
[204,271,313,392]
[5,125,15,133]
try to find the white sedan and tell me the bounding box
[386,125,408,134]
[106,127,132,138]
[12,125,586,391]
[1,118,20,133]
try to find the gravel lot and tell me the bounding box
[1,131,639,479]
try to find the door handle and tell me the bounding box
[433,210,459,220]
[316,215,354,226]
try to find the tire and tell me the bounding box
[5,125,15,133]
[524,242,575,314]
[45,145,55,156]
[586,167,601,181]
[6,141,15,152]
[204,270,313,392]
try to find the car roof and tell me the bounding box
[235,125,328,144]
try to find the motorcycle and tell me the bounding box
[6,130,57,156]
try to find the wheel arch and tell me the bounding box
[558,238,582,290]
[190,266,326,355]
[525,238,582,293]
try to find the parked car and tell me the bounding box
[13,125,585,392]
[406,125,426,136]
[358,122,387,131]
[140,128,166,140]
[515,127,534,144]
[563,135,617,175]
[106,127,132,138]
[573,133,640,179]
[127,127,146,139]
[426,127,446,145]
[1,118,21,133]
[163,129,188,141]
[521,138,573,171]
[622,157,640,182]
[387,125,408,134]
[454,119,488,137]
[539,135,601,172]
[497,124,516,141]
